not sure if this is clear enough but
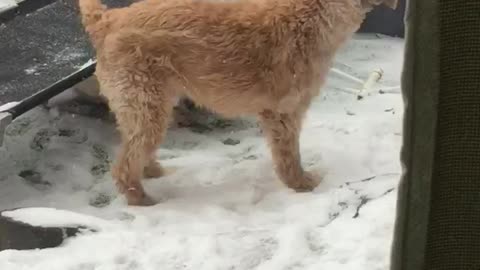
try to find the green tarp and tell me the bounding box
[391,1,480,270]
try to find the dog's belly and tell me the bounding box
[182,87,271,117]
[169,73,319,118]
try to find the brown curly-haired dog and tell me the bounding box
[79,0,397,205]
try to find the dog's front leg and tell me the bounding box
[258,110,320,192]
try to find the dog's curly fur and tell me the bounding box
[79,0,397,205]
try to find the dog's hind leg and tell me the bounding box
[258,109,320,192]
[109,87,173,206]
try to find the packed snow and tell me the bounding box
[0,34,404,270]
[0,102,19,112]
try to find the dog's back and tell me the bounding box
[79,0,363,115]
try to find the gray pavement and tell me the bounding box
[0,0,131,105]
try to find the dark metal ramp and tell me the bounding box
[0,0,131,105]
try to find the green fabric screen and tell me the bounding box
[391,1,480,270]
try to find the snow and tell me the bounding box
[2,207,113,230]
[0,34,404,270]
[80,58,95,69]
[0,0,17,14]
[0,102,18,112]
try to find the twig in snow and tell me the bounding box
[345,109,356,116]
[352,196,369,219]
[344,175,376,186]
[343,172,400,187]
[352,188,395,219]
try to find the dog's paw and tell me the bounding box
[143,161,165,178]
[143,163,177,179]
[126,192,157,206]
[119,183,156,206]
[287,171,321,192]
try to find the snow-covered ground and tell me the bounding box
[0,34,404,270]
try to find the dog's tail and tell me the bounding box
[79,0,106,30]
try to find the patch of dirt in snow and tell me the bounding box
[0,34,404,270]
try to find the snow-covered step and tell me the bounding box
[0,208,97,251]
[0,0,17,14]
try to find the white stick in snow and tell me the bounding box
[357,68,383,100]
[378,86,401,94]
[330,67,386,99]
[330,67,364,84]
